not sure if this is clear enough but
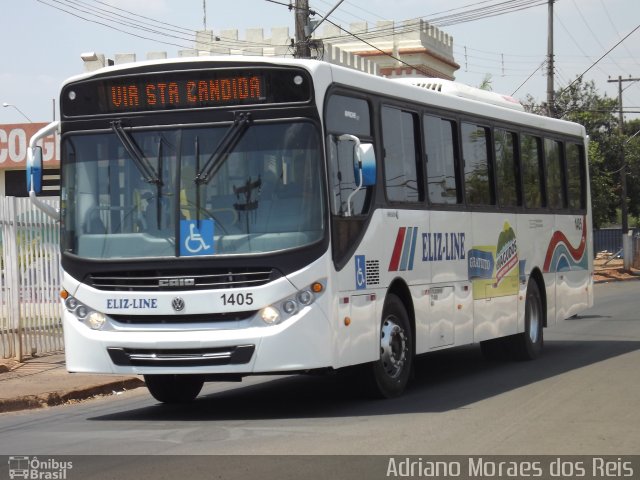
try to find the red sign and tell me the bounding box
[0,123,59,170]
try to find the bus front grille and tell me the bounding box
[109,311,257,324]
[88,268,276,291]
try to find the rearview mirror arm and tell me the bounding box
[338,134,363,217]
[28,121,60,221]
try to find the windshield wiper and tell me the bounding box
[111,121,161,185]
[194,112,252,185]
[154,139,163,229]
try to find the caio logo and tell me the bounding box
[158,278,195,287]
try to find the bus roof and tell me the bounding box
[61,55,585,139]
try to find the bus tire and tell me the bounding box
[510,280,544,360]
[144,374,204,403]
[366,294,413,398]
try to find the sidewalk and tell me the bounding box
[0,353,144,413]
[593,257,640,283]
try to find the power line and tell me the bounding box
[343,0,386,21]
[511,60,547,95]
[598,0,638,64]
[36,0,194,50]
[322,17,435,77]
[559,23,640,95]
[38,0,277,52]
[296,0,553,89]
[554,9,608,79]
[318,0,546,42]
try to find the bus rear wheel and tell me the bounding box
[510,280,544,360]
[366,294,413,398]
[144,374,204,403]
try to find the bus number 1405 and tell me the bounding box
[221,293,254,306]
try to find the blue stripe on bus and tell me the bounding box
[407,227,418,270]
[399,227,413,271]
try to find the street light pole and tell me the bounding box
[2,102,33,123]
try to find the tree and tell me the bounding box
[588,140,617,228]
[478,74,493,91]
[623,119,640,223]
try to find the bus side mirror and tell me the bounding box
[356,143,376,187]
[27,146,43,194]
[337,135,377,217]
[337,134,377,188]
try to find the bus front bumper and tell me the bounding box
[62,307,334,376]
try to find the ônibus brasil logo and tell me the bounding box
[8,456,73,480]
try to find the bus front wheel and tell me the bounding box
[144,374,204,403]
[366,294,413,398]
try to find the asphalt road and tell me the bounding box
[1,282,638,458]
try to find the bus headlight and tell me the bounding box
[259,279,326,326]
[282,299,297,315]
[260,306,280,325]
[75,305,89,319]
[296,290,313,306]
[87,312,106,330]
[64,297,79,311]
[62,294,107,330]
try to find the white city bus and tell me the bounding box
[27,57,593,402]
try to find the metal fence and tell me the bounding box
[593,228,640,255]
[0,196,62,361]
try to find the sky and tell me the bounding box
[1,0,639,124]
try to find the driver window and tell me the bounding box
[325,94,373,216]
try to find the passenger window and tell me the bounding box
[521,134,544,208]
[545,139,566,209]
[566,143,585,210]
[494,129,520,207]
[461,122,493,205]
[424,115,460,204]
[382,106,422,203]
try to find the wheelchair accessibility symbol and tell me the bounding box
[355,255,367,290]
[180,220,215,256]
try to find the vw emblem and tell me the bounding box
[171,297,185,312]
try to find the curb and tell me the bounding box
[594,274,640,284]
[0,359,19,374]
[0,378,145,414]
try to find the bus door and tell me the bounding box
[427,210,470,348]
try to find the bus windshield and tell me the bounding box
[61,121,325,259]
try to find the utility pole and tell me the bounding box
[608,75,640,234]
[546,0,554,117]
[294,0,311,58]
[203,0,207,30]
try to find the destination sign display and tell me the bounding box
[61,68,311,117]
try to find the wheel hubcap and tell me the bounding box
[380,316,408,379]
